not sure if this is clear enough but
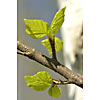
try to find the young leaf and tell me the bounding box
[24,19,50,39]
[41,37,63,54]
[50,7,66,35]
[41,38,52,54]
[48,85,61,98]
[24,71,53,91]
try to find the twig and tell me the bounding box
[52,79,72,85]
[17,40,83,88]
[49,37,57,60]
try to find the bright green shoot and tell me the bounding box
[24,7,66,54]
[25,71,61,98]
[24,7,66,98]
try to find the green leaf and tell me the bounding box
[41,37,63,54]
[41,38,51,54]
[24,71,53,91]
[48,85,61,98]
[24,19,50,39]
[50,7,66,35]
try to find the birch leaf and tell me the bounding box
[24,71,53,91]
[24,19,49,39]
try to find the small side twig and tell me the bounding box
[52,79,72,85]
[17,51,32,55]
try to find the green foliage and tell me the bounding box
[48,85,61,98]
[24,71,53,91]
[50,7,66,35]
[24,19,49,39]
[41,37,63,54]
[25,71,61,98]
[24,7,66,54]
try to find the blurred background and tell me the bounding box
[18,0,83,100]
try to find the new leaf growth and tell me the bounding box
[24,7,66,54]
[24,7,66,98]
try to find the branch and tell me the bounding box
[17,40,83,88]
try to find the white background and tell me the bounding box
[0,0,100,100]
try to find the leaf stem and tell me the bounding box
[49,36,57,60]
